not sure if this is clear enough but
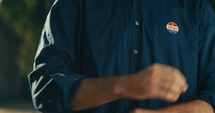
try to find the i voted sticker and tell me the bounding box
[166,22,179,34]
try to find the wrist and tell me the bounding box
[113,72,153,100]
[112,75,131,98]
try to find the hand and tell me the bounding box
[115,63,188,102]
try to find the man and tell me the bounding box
[28,0,215,113]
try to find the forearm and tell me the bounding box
[71,64,189,111]
[71,76,127,111]
[155,100,214,113]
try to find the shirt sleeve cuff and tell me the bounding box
[51,73,85,113]
[195,91,215,108]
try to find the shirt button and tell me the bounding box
[135,21,140,26]
[133,49,139,54]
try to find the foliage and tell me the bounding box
[209,0,215,11]
[0,0,54,76]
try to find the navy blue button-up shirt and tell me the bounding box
[28,0,215,112]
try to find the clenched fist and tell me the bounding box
[114,63,188,102]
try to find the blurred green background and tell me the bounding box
[0,0,214,112]
[0,0,54,100]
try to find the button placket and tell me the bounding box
[133,20,140,55]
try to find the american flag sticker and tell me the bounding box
[166,22,179,34]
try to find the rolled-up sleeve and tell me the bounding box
[196,0,215,108]
[28,0,84,112]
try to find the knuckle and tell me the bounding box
[177,75,187,85]
[170,96,178,102]
[148,66,159,77]
[172,67,178,71]
[172,94,180,101]
[159,88,179,102]
[148,69,156,78]
[169,92,180,102]
[170,67,179,74]
[165,93,176,102]
[171,84,182,94]
[151,63,160,69]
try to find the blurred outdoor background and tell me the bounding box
[0,0,54,112]
[0,0,214,113]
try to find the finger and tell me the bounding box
[169,78,185,94]
[157,87,179,102]
[157,77,184,100]
[158,80,183,102]
[170,69,188,93]
[173,69,187,85]
[158,66,185,91]
[165,88,181,102]
[162,79,185,102]
[156,86,170,101]
[154,75,176,101]
[158,74,180,94]
[158,80,187,102]
[173,76,188,94]
[182,83,188,93]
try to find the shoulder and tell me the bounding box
[196,0,215,22]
